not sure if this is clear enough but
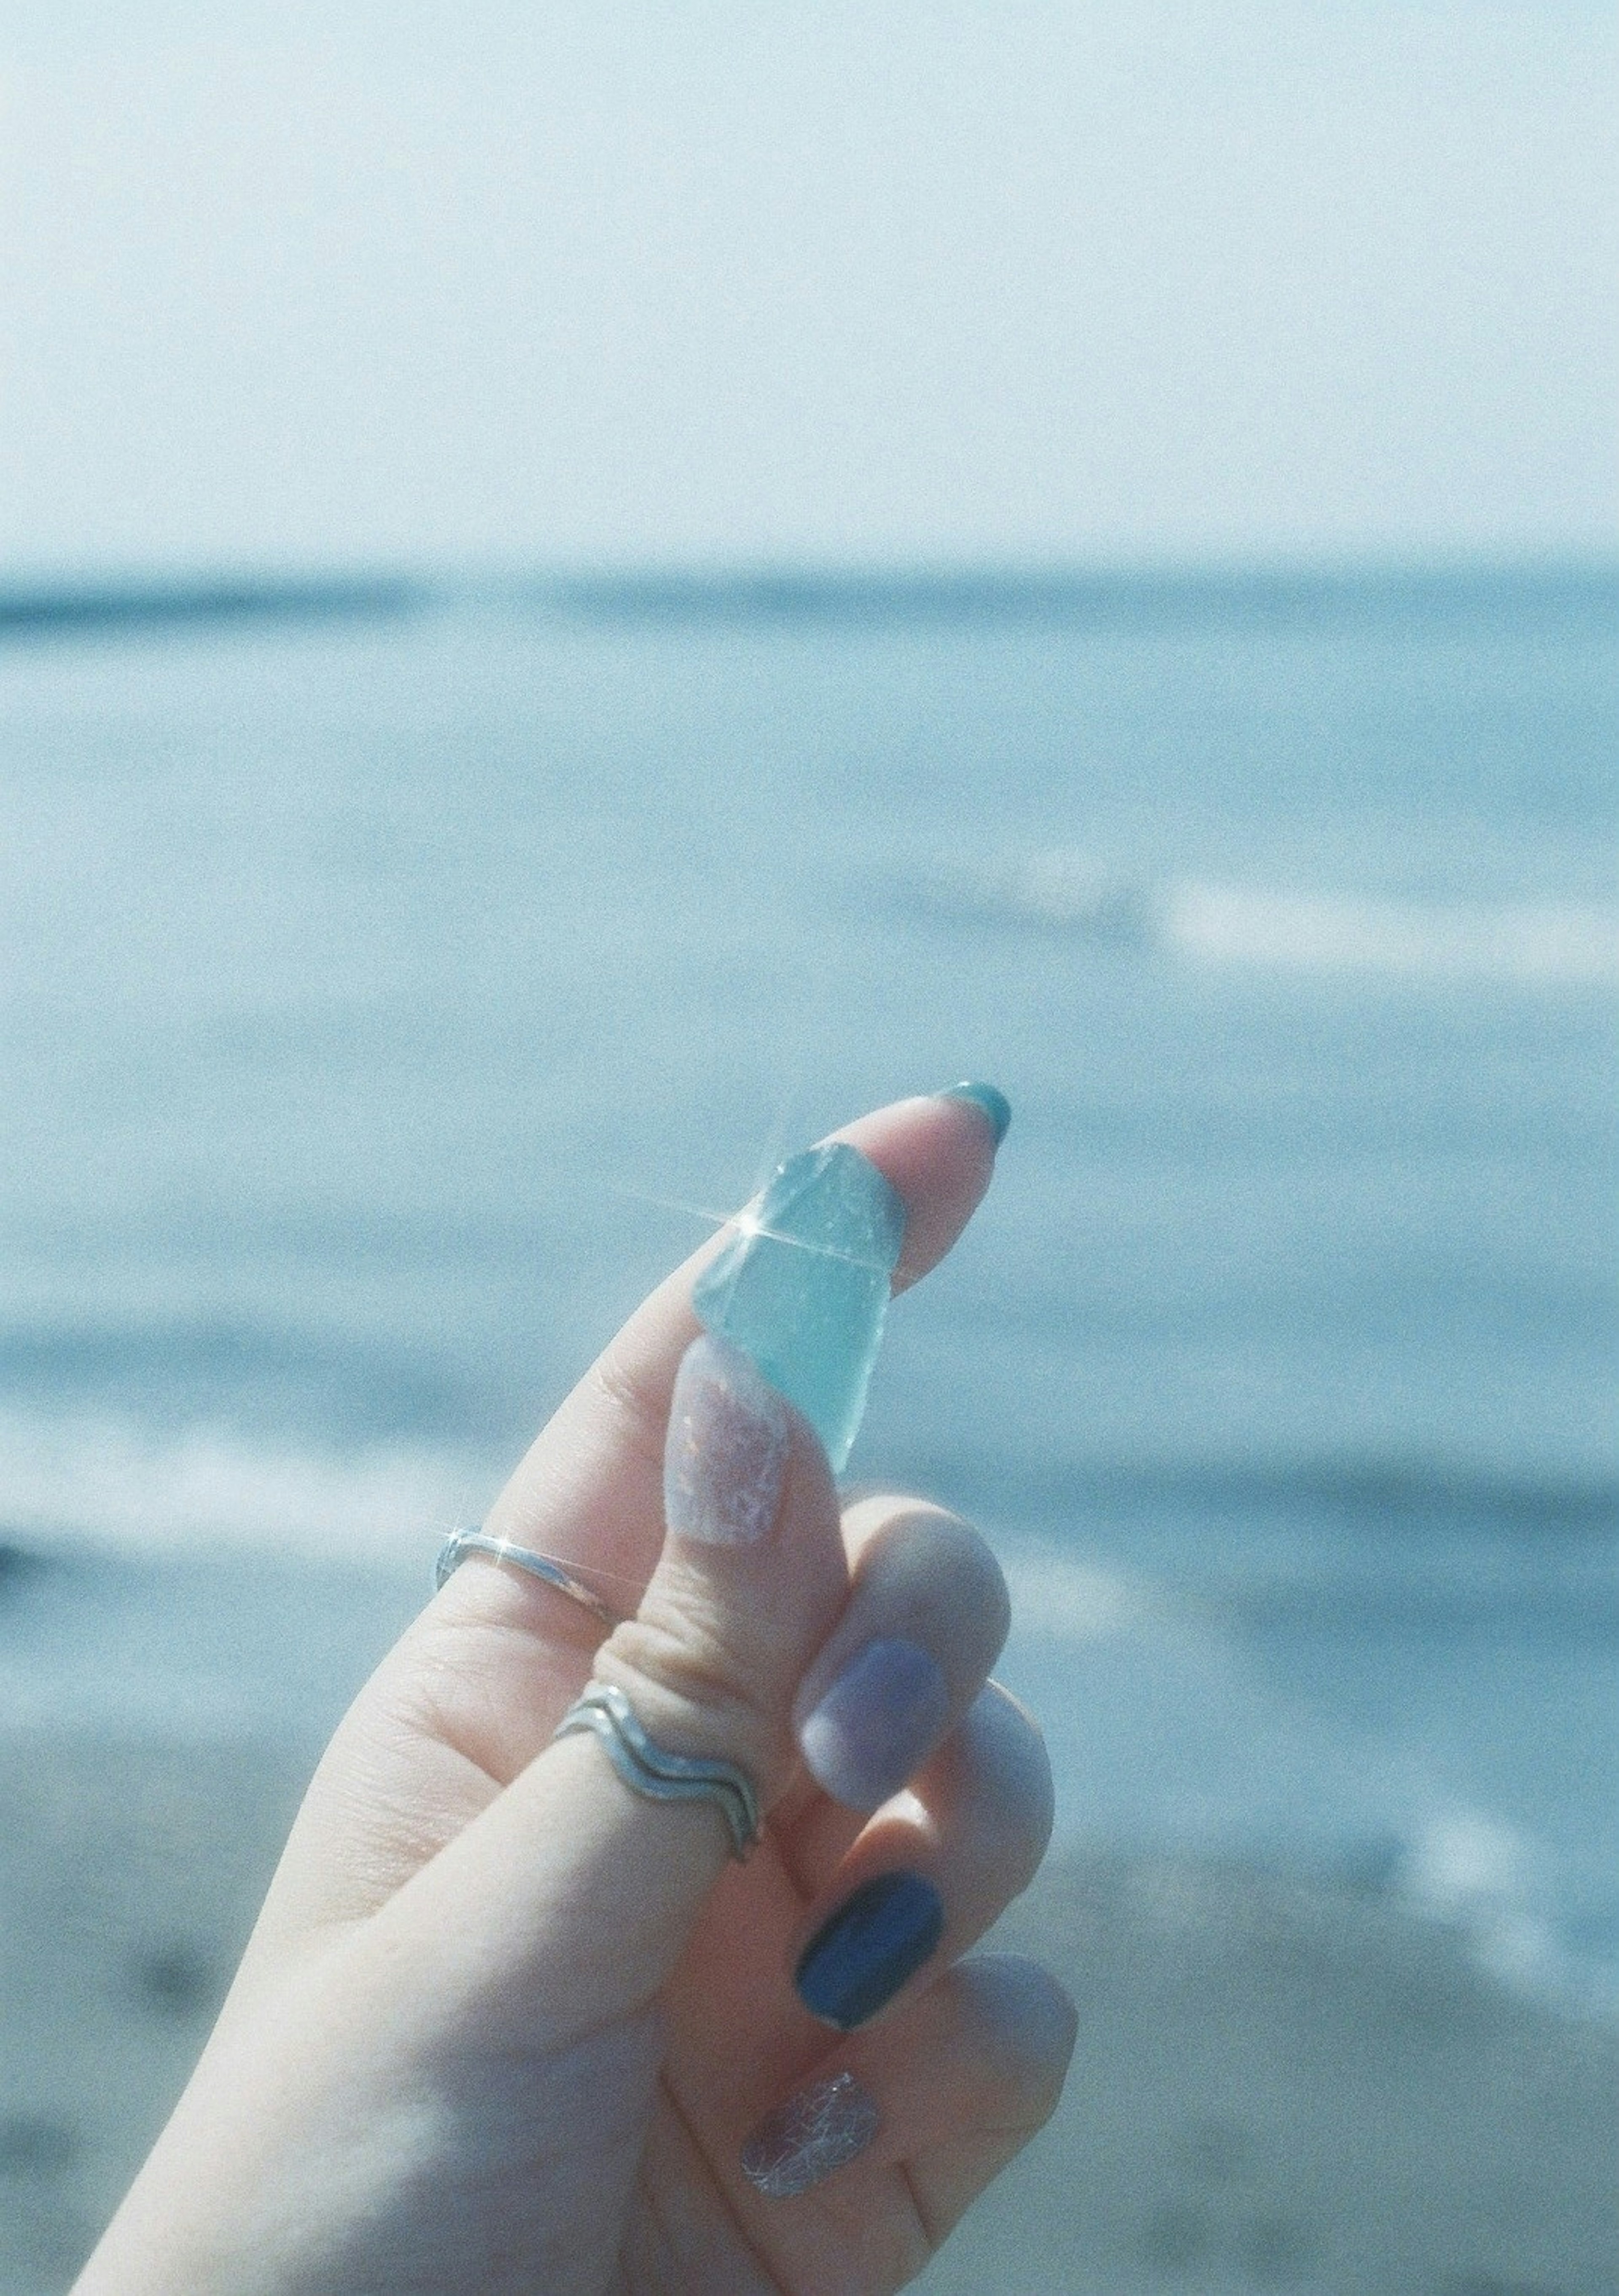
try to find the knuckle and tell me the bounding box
[592,1604,785,1787]
[586,1346,670,1485]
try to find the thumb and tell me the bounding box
[395,1331,848,2040]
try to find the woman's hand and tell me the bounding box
[75,1092,1074,2296]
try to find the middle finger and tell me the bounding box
[768,1491,1011,1871]
[782,1680,1054,2033]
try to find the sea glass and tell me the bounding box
[691,1141,906,1472]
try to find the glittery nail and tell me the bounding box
[740,2070,880,2199]
[664,1333,790,1545]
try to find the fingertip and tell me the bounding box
[830,1090,1003,1290]
[947,1682,1057,1879]
[940,1081,1012,1147]
[951,1953,1079,2091]
[791,1501,1010,1814]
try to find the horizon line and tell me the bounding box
[2,554,1615,641]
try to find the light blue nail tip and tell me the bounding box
[941,1082,1011,1146]
[691,1142,906,1473]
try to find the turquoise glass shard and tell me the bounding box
[691,1143,906,1472]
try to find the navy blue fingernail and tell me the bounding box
[794,1873,945,2031]
[940,1081,1012,1146]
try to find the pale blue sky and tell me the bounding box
[1,2,1613,574]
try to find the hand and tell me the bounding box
[76,1093,1074,2296]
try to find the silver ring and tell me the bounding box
[435,1528,622,1631]
[554,1680,761,1861]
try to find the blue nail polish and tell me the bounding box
[941,1081,1011,1146]
[794,1872,945,2031]
[692,1143,905,1472]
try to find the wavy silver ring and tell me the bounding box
[553,1680,761,1861]
[434,1527,622,1631]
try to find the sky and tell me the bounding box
[0,1,1613,576]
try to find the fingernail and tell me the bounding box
[740,2069,880,2199]
[664,1333,790,1545]
[940,1081,1011,1146]
[691,1141,905,1473]
[796,1637,949,1811]
[794,1872,945,2031]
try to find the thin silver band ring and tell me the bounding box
[554,1680,761,1860]
[434,1527,623,1631]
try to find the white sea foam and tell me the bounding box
[0,1410,491,1565]
[1166,881,1619,987]
[2,1436,1608,2011]
[927,849,1619,988]
[998,1548,1612,2015]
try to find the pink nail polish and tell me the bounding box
[740,2070,880,2199]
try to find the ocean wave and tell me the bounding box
[0,1412,490,1565]
[996,1548,1616,2015]
[1167,883,1619,987]
[918,851,1619,988]
[918,850,1158,941]
[911,1448,1619,1539]
[1,1440,1608,2010]
[9,1400,1612,1594]
[0,1317,495,1445]
[969,1456,1619,1633]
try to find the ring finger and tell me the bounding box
[782,1679,1054,2036]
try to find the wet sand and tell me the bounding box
[0,1737,307,2295]
[922,1857,1618,2295]
[3,1736,1614,2296]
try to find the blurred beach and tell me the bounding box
[2,1733,1616,2296]
[1,571,1615,2289]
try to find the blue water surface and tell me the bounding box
[0,570,1614,2003]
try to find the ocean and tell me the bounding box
[1,568,1614,2016]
